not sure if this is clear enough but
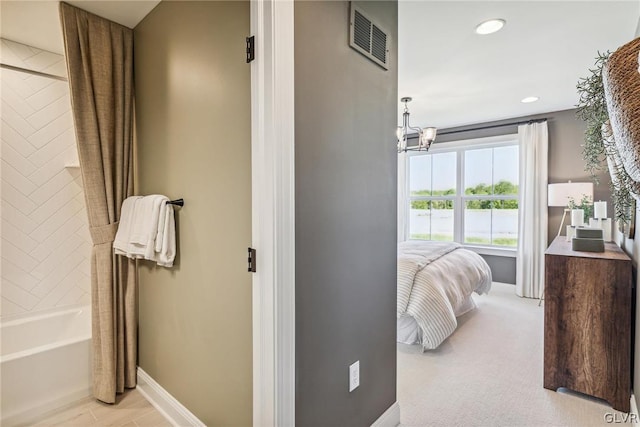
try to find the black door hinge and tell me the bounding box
[248,247,257,272]
[246,36,255,63]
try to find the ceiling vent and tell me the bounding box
[349,3,389,70]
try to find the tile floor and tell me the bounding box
[30,389,171,426]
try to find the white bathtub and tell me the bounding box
[1,306,92,426]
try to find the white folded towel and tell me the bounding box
[129,195,167,253]
[114,195,176,268]
[156,203,175,267]
[114,196,143,257]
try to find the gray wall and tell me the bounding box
[295,1,398,425]
[134,2,252,425]
[436,109,612,284]
[482,255,516,284]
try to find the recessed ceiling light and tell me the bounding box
[521,96,539,103]
[475,19,506,35]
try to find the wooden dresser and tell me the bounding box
[544,236,632,412]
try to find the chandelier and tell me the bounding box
[397,97,437,153]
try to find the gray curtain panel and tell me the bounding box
[59,2,137,404]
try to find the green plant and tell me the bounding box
[576,51,611,178]
[567,195,593,222]
[576,51,633,223]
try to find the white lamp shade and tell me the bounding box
[422,127,437,143]
[547,182,594,207]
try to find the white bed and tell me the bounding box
[397,241,492,349]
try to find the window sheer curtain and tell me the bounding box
[60,2,136,403]
[516,122,548,298]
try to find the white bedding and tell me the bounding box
[397,241,492,350]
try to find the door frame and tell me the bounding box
[251,0,296,425]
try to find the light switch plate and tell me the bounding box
[349,360,360,392]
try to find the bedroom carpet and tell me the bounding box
[397,282,632,427]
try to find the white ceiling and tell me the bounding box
[2,1,638,129]
[0,0,160,55]
[399,1,640,129]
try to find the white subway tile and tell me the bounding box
[1,179,38,215]
[2,220,38,253]
[1,100,36,139]
[1,81,36,117]
[2,280,39,310]
[2,119,36,157]
[1,241,39,273]
[1,257,39,292]
[29,180,82,225]
[31,247,84,296]
[28,111,74,149]
[1,39,38,63]
[25,80,67,111]
[24,51,64,73]
[26,95,71,130]
[1,297,25,317]
[27,128,76,168]
[30,215,84,261]
[27,146,76,187]
[1,69,38,99]
[23,73,55,94]
[1,40,90,316]
[1,160,38,195]
[55,285,85,307]
[27,168,74,205]
[1,201,39,234]
[1,143,37,176]
[29,197,82,243]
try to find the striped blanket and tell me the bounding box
[398,241,492,350]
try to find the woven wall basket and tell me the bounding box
[603,37,640,182]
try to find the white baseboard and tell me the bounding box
[371,401,400,427]
[631,394,640,425]
[137,367,205,427]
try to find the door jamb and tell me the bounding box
[251,1,296,425]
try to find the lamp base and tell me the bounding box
[556,208,571,237]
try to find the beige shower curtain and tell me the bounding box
[60,2,137,404]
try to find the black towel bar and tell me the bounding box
[166,198,184,207]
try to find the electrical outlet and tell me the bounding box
[349,360,360,392]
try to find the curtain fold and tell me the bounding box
[60,2,137,403]
[398,152,408,242]
[516,122,548,298]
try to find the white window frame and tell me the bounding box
[405,134,519,257]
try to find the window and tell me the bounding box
[407,136,519,249]
[409,152,456,241]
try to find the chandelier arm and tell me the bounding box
[407,125,423,135]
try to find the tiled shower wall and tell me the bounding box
[1,39,91,318]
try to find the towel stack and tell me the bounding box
[114,195,176,267]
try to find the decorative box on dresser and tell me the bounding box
[544,236,632,413]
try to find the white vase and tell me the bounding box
[571,209,584,227]
[589,218,613,242]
